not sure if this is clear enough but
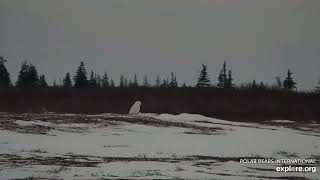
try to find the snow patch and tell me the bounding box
[271,120,295,123]
[15,120,53,127]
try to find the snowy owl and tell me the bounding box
[129,101,142,115]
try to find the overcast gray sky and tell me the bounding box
[0,0,319,90]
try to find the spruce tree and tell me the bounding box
[119,74,125,87]
[63,72,72,88]
[125,77,129,87]
[133,74,139,87]
[260,81,265,89]
[128,79,134,87]
[16,61,28,88]
[0,56,11,88]
[217,61,228,88]
[16,61,40,88]
[155,75,161,88]
[161,78,168,88]
[169,72,178,88]
[110,78,115,87]
[88,70,97,88]
[73,61,88,88]
[226,70,234,88]
[196,64,210,87]
[143,74,150,87]
[217,70,223,88]
[251,80,257,89]
[39,74,48,88]
[102,71,109,88]
[29,64,40,87]
[95,74,102,88]
[174,73,178,87]
[283,69,296,92]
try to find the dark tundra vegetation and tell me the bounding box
[0,56,319,122]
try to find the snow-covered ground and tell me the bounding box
[0,113,319,179]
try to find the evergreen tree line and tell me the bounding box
[196,61,300,92]
[0,56,319,93]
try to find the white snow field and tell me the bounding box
[0,113,319,179]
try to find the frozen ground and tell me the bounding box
[0,112,319,179]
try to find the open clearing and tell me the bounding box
[0,113,319,179]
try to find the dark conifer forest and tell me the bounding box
[0,56,319,122]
